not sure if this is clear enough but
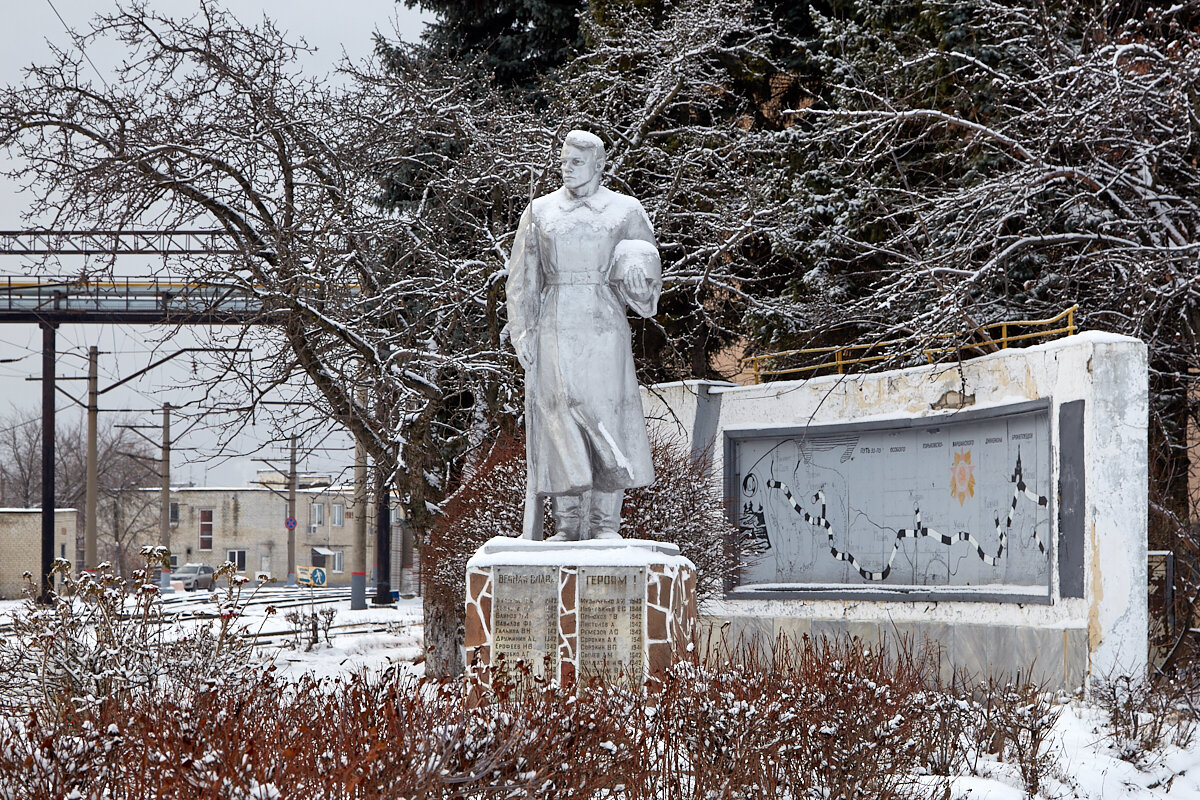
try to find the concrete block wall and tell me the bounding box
[644,332,1148,689]
[0,509,75,599]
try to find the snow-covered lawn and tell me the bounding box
[0,584,427,681]
[934,699,1200,799]
[160,584,426,680]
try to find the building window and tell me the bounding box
[60,543,66,558]
[332,502,344,527]
[199,508,214,551]
[226,549,246,571]
[169,501,180,525]
[310,547,343,572]
[312,502,325,526]
[170,554,178,569]
[390,507,401,525]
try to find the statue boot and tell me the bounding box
[587,489,624,540]
[548,494,584,541]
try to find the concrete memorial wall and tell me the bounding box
[643,331,1148,688]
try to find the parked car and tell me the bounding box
[172,563,216,591]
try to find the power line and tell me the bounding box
[42,0,110,90]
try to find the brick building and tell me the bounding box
[0,509,75,600]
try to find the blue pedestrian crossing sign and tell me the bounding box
[310,567,327,587]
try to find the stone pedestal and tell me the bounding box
[465,537,697,689]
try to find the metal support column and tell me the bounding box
[351,398,368,609]
[158,404,173,593]
[84,346,98,571]
[287,436,297,587]
[373,469,393,606]
[39,322,56,603]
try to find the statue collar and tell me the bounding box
[551,185,615,214]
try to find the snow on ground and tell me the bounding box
[0,599,23,621]
[1043,702,1200,800]
[163,585,427,680]
[930,698,1200,800]
[1,584,427,680]
[263,598,426,681]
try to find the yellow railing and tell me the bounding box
[742,305,1078,384]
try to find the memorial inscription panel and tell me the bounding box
[577,566,645,685]
[491,565,559,677]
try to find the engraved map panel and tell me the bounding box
[734,406,1052,591]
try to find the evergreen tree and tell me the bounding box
[390,0,586,87]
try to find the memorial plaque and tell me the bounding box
[492,565,559,677]
[577,566,645,685]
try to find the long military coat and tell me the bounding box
[505,186,661,496]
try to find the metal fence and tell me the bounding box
[742,305,1079,383]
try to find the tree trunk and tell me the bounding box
[423,591,465,677]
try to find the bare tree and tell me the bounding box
[0,413,42,509]
[0,408,156,568]
[0,7,525,521]
[547,0,812,380]
[100,483,159,577]
[1,0,818,673]
[769,0,1200,662]
[1,2,540,674]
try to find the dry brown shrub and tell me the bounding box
[625,432,750,602]
[0,636,947,799]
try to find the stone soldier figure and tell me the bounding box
[506,130,662,540]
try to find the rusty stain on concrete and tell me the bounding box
[1088,520,1104,653]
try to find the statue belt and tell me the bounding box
[546,273,605,286]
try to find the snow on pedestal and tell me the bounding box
[465,537,697,691]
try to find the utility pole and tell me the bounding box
[351,387,368,610]
[39,322,56,604]
[158,403,173,593]
[373,468,393,606]
[84,346,98,571]
[287,435,297,587]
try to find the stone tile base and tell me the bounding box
[465,537,697,691]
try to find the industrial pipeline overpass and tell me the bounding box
[0,231,277,600]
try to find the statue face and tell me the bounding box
[560,144,600,194]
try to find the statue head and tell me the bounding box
[560,130,605,197]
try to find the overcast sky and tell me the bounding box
[0,1,427,490]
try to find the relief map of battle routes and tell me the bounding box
[734,406,1052,592]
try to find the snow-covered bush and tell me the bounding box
[988,678,1063,797]
[0,549,266,719]
[1093,671,1199,763]
[0,633,948,799]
